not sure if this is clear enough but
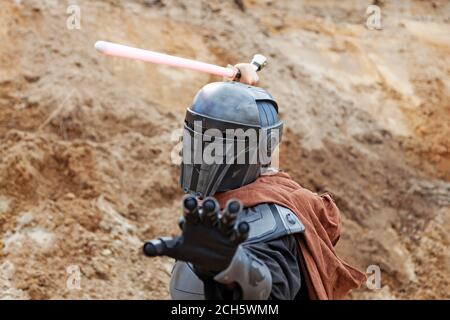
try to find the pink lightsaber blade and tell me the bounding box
[95,41,237,78]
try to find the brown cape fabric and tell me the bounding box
[215,171,366,300]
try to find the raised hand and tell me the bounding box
[143,195,250,273]
[234,63,259,86]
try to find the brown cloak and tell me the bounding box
[215,171,366,300]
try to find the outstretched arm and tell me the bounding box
[143,196,272,299]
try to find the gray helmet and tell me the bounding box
[180,82,283,197]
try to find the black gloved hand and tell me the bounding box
[143,195,250,274]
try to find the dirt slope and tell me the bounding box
[0,0,449,299]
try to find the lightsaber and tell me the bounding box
[94,41,266,79]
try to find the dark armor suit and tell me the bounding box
[170,203,305,300]
[143,82,306,300]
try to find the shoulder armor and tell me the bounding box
[237,203,305,244]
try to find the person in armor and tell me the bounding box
[143,64,366,300]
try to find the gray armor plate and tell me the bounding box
[170,203,305,300]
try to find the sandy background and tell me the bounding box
[0,0,449,299]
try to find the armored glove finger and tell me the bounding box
[143,195,199,258]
